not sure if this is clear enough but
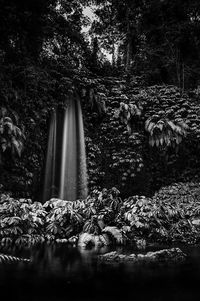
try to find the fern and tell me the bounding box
[45,198,83,239]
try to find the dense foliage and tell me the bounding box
[0,1,200,248]
[83,80,200,195]
[1,183,200,247]
[91,0,200,87]
[0,0,199,198]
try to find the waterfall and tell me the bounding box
[42,110,58,201]
[43,92,88,202]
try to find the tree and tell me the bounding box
[137,0,200,88]
[89,0,200,86]
[90,1,122,67]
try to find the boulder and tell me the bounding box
[98,248,186,264]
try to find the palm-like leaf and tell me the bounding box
[145,118,188,148]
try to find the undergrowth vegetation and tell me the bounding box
[0,183,200,248]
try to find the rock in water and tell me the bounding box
[0,254,30,263]
[98,248,186,264]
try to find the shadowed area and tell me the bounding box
[1,244,200,301]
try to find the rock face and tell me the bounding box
[98,248,187,264]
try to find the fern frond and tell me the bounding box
[146,118,188,148]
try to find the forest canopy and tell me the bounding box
[0,0,200,86]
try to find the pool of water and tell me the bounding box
[0,244,200,301]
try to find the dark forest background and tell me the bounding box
[0,0,200,200]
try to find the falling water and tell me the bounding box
[43,92,88,202]
[42,110,58,201]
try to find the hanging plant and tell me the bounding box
[116,102,142,134]
[88,88,107,116]
[145,117,188,148]
[0,107,25,158]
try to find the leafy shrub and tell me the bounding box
[119,182,200,244]
[0,194,46,246]
[1,183,200,247]
[44,199,84,240]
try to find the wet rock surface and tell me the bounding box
[98,248,187,264]
[0,253,30,263]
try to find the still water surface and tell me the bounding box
[0,244,200,301]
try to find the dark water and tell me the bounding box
[0,244,200,301]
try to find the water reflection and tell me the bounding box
[0,244,200,301]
